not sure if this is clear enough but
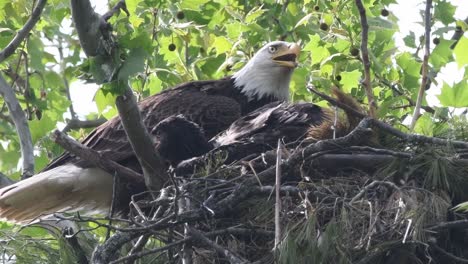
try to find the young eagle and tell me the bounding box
[0,41,300,223]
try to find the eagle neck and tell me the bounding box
[232,62,292,102]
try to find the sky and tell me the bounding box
[68,0,468,119]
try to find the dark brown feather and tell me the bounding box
[44,77,277,172]
[175,102,328,174]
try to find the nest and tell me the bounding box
[81,118,468,264]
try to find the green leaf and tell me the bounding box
[118,48,147,81]
[340,70,361,93]
[29,114,55,144]
[429,39,453,69]
[245,6,265,24]
[303,34,330,65]
[212,36,232,56]
[180,0,206,10]
[295,13,312,29]
[434,0,456,25]
[454,36,468,69]
[413,114,435,136]
[438,81,468,108]
[94,88,118,119]
[403,32,416,48]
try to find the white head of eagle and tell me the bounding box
[233,41,300,102]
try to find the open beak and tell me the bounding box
[273,43,301,68]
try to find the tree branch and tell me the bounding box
[70,0,111,57]
[0,172,15,188]
[188,227,250,264]
[52,129,144,183]
[62,117,107,133]
[355,0,377,118]
[410,0,432,131]
[71,0,169,191]
[0,0,47,63]
[115,86,169,191]
[0,74,34,178]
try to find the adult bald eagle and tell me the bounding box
[0,41,300,223]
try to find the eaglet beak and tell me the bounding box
[273,43,301,68]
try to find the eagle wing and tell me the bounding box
[44,79,242,172]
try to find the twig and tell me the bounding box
[125,234,151,264]
[427,220,468,232]
[63,227,89,264]
[92,231,143,264]
[0,74,34,178]
[309,87,468,148]
[188,227,250,264]
[355,0,377,118]
[367,118,468,148]
[58,37,76,119]
[102,0,129,21]
[350,180,400,203]
[52,130,144,183]
[62,117,107,133]
[429,241,468,263]
[307,86,366,119]
[450,17,468,49]
[410,0,432,131]
[274,140,282,250]
[0,0,47,63]
[0,172,15,188]
[110,227,273,264]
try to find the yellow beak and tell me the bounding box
[273,43,301,68]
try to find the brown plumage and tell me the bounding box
[0,41,300,223]
[175,89,364,175]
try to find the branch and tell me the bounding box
[355,0,377,118]
[0,74,34,178]
[91,231,143,264]
[71,0,169,190]
[188,228,250,264]
[102,0,129,21]
[350,180,400,203]
[0,172,15,188]
[307,86,366,119]
[109,227,273,264]
[52,130,144,183]
[410,0,432,131]
[450,17,468,49]
[0,0,47,63]
[429,241,468,263]
[115,86,169,191]
[309,86,468,148]
[274,140,282,250]
[70,0,111,57]
[427,220,468,232]
[62,117,107,133]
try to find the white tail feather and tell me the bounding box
[0,164,113,224]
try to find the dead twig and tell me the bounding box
[52,130,144,183]
[274,140,282,250]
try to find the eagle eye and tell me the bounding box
[268,45,278,54]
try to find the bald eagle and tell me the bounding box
[0,41,300,223]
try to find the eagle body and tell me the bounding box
[0,41,300,223]
[172,102,331,174]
